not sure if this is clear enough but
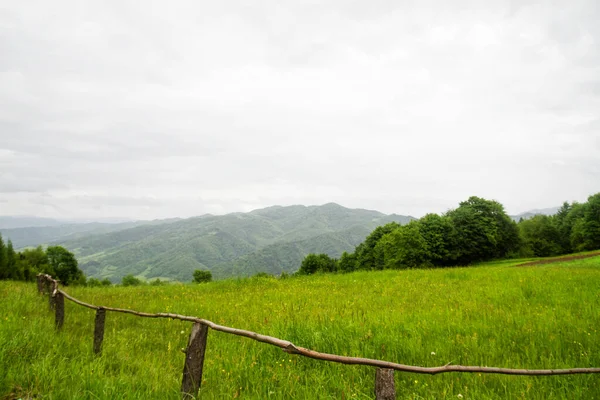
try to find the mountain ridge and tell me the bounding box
[57,203,414,282]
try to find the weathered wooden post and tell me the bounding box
[37,275,43,294]
[181,322,209,399]
[48,283,56,310]
[374,368,396,400]
[93,308,106,355]
[55,292,65,330]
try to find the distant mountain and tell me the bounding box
[510,207,560,222]
[53,203,414,282]
[1,219,180,249]
[0,216,65,229]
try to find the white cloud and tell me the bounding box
[0,0,598,219]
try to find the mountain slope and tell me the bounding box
[57,203,413,282]
[1,219,179,249]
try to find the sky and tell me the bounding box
[0,0,599,220]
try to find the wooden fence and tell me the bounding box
[36,274,600,399]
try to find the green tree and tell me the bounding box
[376,222,432,269]
[582,193,600,250]
[417,214,457,266]
[46,246,85,285]
[564,202,588,252]
[193,269,212,283]
[554,202,575,253]
[447,196,520,264]
[338,251,357,273]
[19,246,49,281]
[87,277,102,287]
[6,240,19,280]
[519,215,562,257]
[122,274,143,286]
[101,278,112,287]
[0,235,7,280]
[298,253,338,275]
[355,222,400,270]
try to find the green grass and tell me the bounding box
[1,256,600,399]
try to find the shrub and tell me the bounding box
[193,269,212,283]
[122,274,143,286]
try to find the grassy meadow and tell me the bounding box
[1,255,599,399]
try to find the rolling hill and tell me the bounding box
[56,203,413,282]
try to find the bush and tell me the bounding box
[87,277,101,287]
[122,274,143,286]
[298,253,338,275]
[193,270,212,283]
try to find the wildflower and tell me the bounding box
[457,395,463,399]
[431,352,436,356]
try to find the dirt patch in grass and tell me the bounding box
[517,251,600,267]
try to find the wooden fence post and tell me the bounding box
[48,285,55,310]
[374,368,395,400]
[94,308,106,355]
[55,292,64,330]
[181,322,209,399]
[37,275,43,294]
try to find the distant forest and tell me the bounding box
[1,193,599,283]
[298,193,600,275]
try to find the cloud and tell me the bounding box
[0,0,599,219]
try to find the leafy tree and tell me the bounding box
[253,272,273,279]
[355,222,400,270]
[417,214,457,266]
[19,246,49,281]
[519,215,562,257]
[149,278,165,286]
[298,253,338,275]
[87,277,102,287]
[0,235,7,280]
[122,274,143,286]
[46,246,85,285]
[570,218,587,253]
[193,269,212,283]
[87,277,112,287]
[5,240,19,280]
[376,222,431,269]
[582,193,600,250]
[554,202,575,253]
[338,251,357,273]
[447,196,520,264]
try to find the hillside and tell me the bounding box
[57,203,413,282]
[0,219,179,249]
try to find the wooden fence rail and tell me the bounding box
[36,274,600,399]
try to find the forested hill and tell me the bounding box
[54,203,414,282]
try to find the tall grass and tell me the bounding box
[1,256,599,399]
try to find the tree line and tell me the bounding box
[299,193,600,274]
[0,240,86,285]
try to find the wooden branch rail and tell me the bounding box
[36,274,600,399]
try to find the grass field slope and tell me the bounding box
[1,254,599,399]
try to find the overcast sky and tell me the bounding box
[1,0,599,220]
